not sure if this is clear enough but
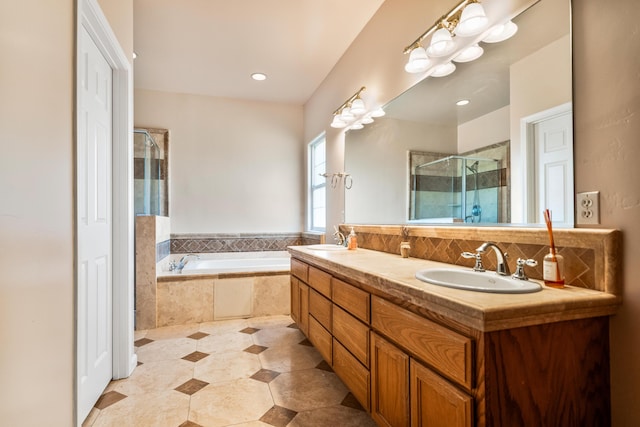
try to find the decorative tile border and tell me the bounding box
[341,224,621,295]
[171,232,323,254]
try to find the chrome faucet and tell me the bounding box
[171,254,200,273]
[476,242,510,276]
[333,226,346,246]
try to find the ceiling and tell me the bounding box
[133,0,385,105]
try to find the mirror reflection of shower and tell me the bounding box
[410,155,501,224]
[134,129,167,216]
[466,160,482,223]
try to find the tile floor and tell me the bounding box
[83,315,377,427]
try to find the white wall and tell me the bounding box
[458,106,510,152]
[134,89,304,233]
[0,1,74,425]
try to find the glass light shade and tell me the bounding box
[427,28,455,57]
[350,98,366,115]
[340,107,355,121]
[349,121,364,130]
[453,44,484,62]
[482,20,518,43]
[370,107,386,117]
[361,114,374,124]
[455,3,489,37]
[330,115,347,128]
[431,61,456,77]
[404,46,430,73]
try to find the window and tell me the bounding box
[309,135,326,231]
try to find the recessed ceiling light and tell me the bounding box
[251,73,267,81]
[456,99,470,106]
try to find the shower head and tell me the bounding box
[466,160,479,173]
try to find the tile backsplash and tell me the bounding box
[340,224,621,296]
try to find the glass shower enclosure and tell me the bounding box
[410,155,500,223]
[134,129,166,216]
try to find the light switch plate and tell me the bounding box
[576,191,600,225]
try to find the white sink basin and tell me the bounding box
[415,268,542,294]
[306,244,348,251]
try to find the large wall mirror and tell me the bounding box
[345,0,572,227]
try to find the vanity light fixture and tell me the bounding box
[403,0,517,76]
[330,86,383,131]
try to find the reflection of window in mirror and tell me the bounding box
[134,128,169,217]
[309,135,326,231]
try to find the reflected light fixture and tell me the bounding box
[456,99,470,106]
[330,87,383,130]
[453,44,483,62]
[431,62,456,77]
[483,20,518,43]
[403,0,517,77]
[251,72,267,81]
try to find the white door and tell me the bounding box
[77,26,113,422]
[534,110,574,226]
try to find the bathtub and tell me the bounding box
[154,251,291,327]
[182,255,290,275]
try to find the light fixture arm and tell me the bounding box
[333,86,366,115]
[402,0,478,54]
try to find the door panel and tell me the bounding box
[77,25,113,422]
[534,111,573,225]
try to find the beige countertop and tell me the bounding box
[288,246,621,332]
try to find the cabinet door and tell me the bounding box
[371,332,410,427]
[290,277,299,323]
[410,359,472,427]
[309,289,332,332]
[299,282,309,336]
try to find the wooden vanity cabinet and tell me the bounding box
[289,257,611,427]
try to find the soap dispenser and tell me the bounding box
[347,227,358,250]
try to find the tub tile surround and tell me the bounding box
[156,274,291,328]
[171,232,323,254]
[83,316,375,427]
[340,224,621,295]
[136,228,324,330]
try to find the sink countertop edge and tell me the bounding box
[288,246,621,332]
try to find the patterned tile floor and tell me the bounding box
[82,315,377,427]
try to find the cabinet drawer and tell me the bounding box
[333,339,370,411]
[332,278,370,323]
[333,305,369,367]
[371,296,473,390]
[309,316,332,364]
[290,258,308,282]
[309,289,332,332]
[308,266,332,298]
